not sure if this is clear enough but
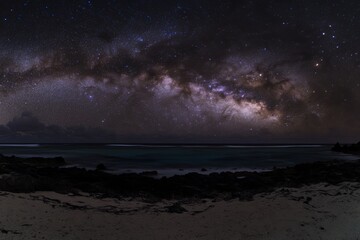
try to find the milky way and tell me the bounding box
[0,0,359,143]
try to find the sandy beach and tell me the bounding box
[1,182,360,240]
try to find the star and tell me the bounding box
[0,0,358,143]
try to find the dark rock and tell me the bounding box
[0,154,65,168]
[139,171,158,177]
[331,142,342,151]
[332,141,360,154]
[2,152,360,202]
[96,164,107,171]
[304,197,312,204]
[201,168,207,172]
[166,202,187,213]
[0,228,20,235]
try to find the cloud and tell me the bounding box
[7,112,45,132]
[0,112,117,143]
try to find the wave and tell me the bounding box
[0,144,40,147]
[106,144,324,148]
[225,145,324,148]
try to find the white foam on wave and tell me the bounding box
[225,145,324,148]
[0,144,40,147]
[106,144,324,148]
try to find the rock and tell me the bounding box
[139,171,158,177]
[23,157,65,167]
[96,164,107,171]
[201,168,207,172]
[2,153,360,202]
[331,142,342,151]
[0,154,65,168]
[166,202,187,213]
[304,197,312,204]
[332,141,360,153]
[0,174,37,192]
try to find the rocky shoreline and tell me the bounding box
[1,153,360,201]
[332,141,360,154]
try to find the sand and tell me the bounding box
[1,182,360,240]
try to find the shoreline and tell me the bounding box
[2,154,360,239]
[1,154,360,200]
[102,167,271,178]
[1,144,357,179]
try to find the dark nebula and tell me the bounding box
[0,0,359,143]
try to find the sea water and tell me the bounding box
[0,144,358,176]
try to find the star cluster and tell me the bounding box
[0,0,359,143]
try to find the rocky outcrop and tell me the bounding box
[1,153,360,201]
[0,154,65,168]
[332,142,360,154]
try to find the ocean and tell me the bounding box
[0,144,358,176]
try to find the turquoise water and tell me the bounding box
[0,144,358,175]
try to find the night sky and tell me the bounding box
[0,0,359,143]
